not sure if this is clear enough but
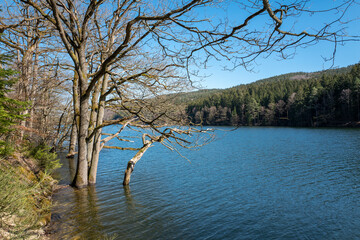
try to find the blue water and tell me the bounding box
[52,127,360,239]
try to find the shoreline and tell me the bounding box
[195,121,360,128]
[0,151,60,240]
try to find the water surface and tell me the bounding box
[52,127,360,239]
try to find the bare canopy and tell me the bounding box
[2,0,358,187]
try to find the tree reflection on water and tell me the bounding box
[51,185,106,239]
[51,156,107,239]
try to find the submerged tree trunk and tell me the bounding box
[123,142,152,186]
[73,96,89,188]
[86,79,102,167]
[73,49,90,188]
[88,118,103,185]
[88,74,109,185]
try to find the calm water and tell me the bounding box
[52,127,360,239]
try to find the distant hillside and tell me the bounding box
[165,89,221,105]
[239,64,354,85]
[185,64,360,127]
[168,65,355,107]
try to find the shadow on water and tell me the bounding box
[51,156,137,240]
[50,156,108,240]
[123,185,136,210]
[51,185,106,240]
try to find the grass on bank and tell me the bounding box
[0,142,61,239]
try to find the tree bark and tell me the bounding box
[89,74,109,184]
[123,142,152,186]
[73,49,90,188]
[86,79,102,167]
[68,72,80,159]
[67,118,77,158]
[73,96,89,188]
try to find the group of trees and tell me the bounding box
[0,0,359,187]
[0,6,73,148]
[187,64,360,127]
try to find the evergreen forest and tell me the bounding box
[186,64,360,127]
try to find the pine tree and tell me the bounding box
[0,55,28,136]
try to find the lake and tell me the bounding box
[51,127,360,239]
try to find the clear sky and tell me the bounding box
[197,1,360,89]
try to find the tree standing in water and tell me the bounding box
[3,0,358,187]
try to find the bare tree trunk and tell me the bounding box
[67,119,77,158]
[88,120,102,184]
[18,34,39,140]
[69,72,80,158]
[28,45,38,139]
[86,79,102,167]
[88,131,100,185]
[123,142,152,186]
[89,74,109,185]
[73,96,89,188]
[73,52,90,188]
[19,57,30,139]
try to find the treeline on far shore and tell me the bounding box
[186,64,360,127]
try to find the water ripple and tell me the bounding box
[53,127,360,239]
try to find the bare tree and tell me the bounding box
[0,1,72,146]
[10,0,359,187]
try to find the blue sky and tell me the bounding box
[197,1,360,89]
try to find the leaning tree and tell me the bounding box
[6,0,359,187]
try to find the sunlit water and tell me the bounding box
[51,127,360,239]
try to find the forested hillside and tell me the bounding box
[1,0,359,189]
[186,64,360,127]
